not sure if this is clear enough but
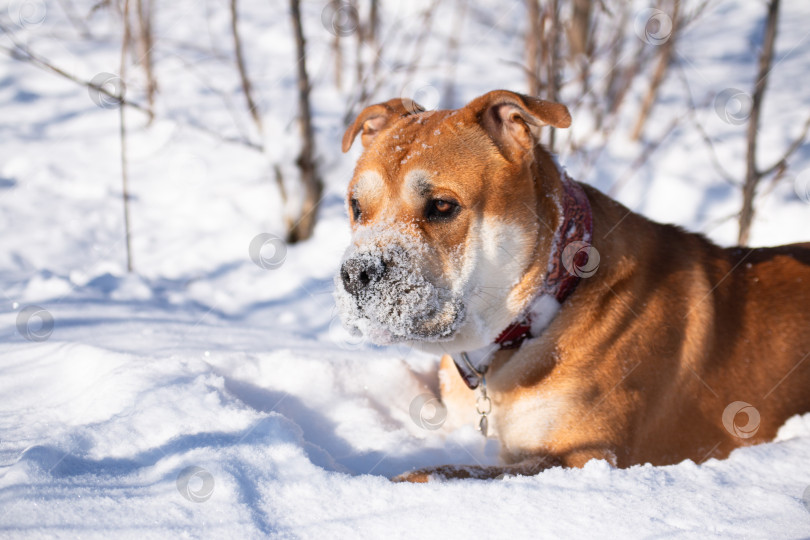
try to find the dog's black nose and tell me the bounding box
[341,257,385,296]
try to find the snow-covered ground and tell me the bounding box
[1,0,810,537]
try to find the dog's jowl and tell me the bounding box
[335,90,810,482]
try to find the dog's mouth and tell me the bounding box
[334,267,466,345]
[339,298,465,345]
[333,232,466,345]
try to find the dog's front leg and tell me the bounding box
[392,455,565,483]
[392,445,620,482]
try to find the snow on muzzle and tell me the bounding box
[333,222,465,345]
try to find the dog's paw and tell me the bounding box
[391,470,434,483]
[391,465,492,482]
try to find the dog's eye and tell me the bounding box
[426,199,459,221]
[350,198,361,221]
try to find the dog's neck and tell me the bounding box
[452,172,593,389]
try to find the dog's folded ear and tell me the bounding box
[342,98,425,152]
[467,90,571,161]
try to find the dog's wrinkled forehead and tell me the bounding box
[354,111,487,183]
[368,110,451,156]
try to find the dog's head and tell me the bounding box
[334,90,572,354]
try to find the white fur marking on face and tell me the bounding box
[403,169,433,207]
[469,216,533,323]
[351,170,385,202]
[415,216,535,355]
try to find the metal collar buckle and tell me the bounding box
[459,352,492,437]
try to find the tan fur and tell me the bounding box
[340,90,810,482]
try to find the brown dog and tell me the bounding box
[334,90,810,482]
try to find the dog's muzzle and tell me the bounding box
[334,229,465,345]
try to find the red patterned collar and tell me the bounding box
[452,176,593,389]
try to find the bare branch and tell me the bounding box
[442,0,468,106]
[759,113,810,178]
[502,59,545,93]
[331,0,343,90]
[546,0,561,150]
[273,164,294,235]
[675,64,738,185]
[135,0,156,121]
[739,0,780,246]
[120,0,134,272]
[526,0,541,97]
[55,0,93,38]
[288,0,324,243]
[0,28,263,151]
[230,0,263,137]
[566,0,592,60]
[608,116,681,198]
[0,22,146,113]
[630,0,680,141]
[403,0,442,80]
[351,0,362,86]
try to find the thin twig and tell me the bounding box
[351,0,362,86]
[441,0,467,107]
[630,0,680,141]
[503,59,544,92]
[0,33,263,151]
[759,113,810,177]
[135,0,156,122]
[739,0,781,245]
[55,0,93,38]
[526,0,541,97]
[331,0,343,89]
[0,22,148,114]
[230,0,263,138]
[676,63,738,184]
[546,0,560,150]
[608,116,681,198]
[273,164,294,234]
[289,0,324,243]
[120,0,134,272]
[369,0,380,79]
[403,0,442,80]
